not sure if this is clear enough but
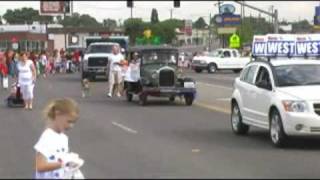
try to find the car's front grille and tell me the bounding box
[313,103,320,116]
[192,60,201,65]
[159,69,175,87]
[310,127,320,132]
[88,57,108,66]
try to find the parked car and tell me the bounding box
[191,48,251,74]
[125,45,197,106]
[231,58,320,147]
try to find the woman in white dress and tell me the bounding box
[16,52,37,110]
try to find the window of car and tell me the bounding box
[232,50,237,58]
[255,66,271,86]
[223,51,231,58]
[241,64,258,84]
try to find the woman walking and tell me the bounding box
[16,52,37,110]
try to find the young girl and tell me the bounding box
[34,98,84,179]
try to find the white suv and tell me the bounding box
[231,58,320,147]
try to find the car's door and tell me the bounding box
[237,64,259,124]
[219,50,232,69]
[248,65,274,128]
[229,50,240,68]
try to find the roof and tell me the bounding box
[47,27,124,34]
[128,45,178,52]
[89,42,119,45]
[253,58,320,67]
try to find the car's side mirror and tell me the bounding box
[256,80,272,90]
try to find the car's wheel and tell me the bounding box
[270,109,287,147]
[231,102,249,135]
[169,96,175,102]
[126,91,133,102]
[233,69,242,73]
[139,94,147,106]
[184,95,194,106]
[208,63,217,74]
[195,69,202,73]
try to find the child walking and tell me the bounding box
[34,98,84,179]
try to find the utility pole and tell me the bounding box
[170,9,173,19]
[208,13,212,51]
[64,5,67,51]
[130,7,133,19]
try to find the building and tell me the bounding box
[0,22,52,52]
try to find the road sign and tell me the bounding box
[220,4,236,15]
[40,1,71,16]
[229,33,240,48]
[144,29,152,39]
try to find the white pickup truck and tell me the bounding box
[191,48,251,73]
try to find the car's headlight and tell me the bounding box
[282,100,309,112]
[151,72,157,79]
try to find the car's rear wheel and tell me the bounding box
[208,63,217,74]
[184,95,194,106]
[169,96,175,102]
[270,109,287,147]
[195,69,202,73]
[139,94,147,106]
[231,102,249,135]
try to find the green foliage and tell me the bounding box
[103,18,117,30]
[124,18,147,45]
[151,8,159,24]
[58,13,102,27]
[3,7,53,24]
[291,20,312,33]
[193,17,207,29]
[0,16,2,25]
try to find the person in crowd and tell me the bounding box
[108,45,125,98]
[39,50,48,78]
[124,52,141,94]
[16,52,37,110]
[0,52,9,89]
[34,98,84,179]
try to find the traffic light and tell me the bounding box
[174,0,180,8]
[64,1,70,13]
[127,0,133,8]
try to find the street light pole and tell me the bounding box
[209,13,212,51]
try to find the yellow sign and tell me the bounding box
[229,33,240,48]
[144,29,152,39]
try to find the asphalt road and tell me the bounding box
[1,72,320,178]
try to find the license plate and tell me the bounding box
[184,82,195,88]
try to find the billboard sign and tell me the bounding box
[214,14,241,26]
[40,1,71,16]
[252,34,320,57]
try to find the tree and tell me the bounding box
[103,18,117,30]
[124,18,147,45]
[58,13,101,27]
[3,7,53,24]
[151,8,159,24]
[151,19,184,44]
[0,16,2,25]
[193,17,207,29]
[291,20,312,33]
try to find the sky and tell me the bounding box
[0,1,319,24]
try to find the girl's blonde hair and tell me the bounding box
[43,98,79,120]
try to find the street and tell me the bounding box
[1,71,320,178]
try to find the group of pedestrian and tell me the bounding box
[107,45,141,98]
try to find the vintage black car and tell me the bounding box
[125,45,197,106]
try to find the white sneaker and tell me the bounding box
[107,93,112,97]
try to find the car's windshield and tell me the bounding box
[87,45,113,53]
[275,64,320,87]
[142,50,178,65]
[208,50,222,57]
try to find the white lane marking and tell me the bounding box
[194,102,230,114]
[197,82,233,90]
[216,98,231,101]
[207,75,237,81]
[112,121,138,134]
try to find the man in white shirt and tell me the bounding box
[108,45,124,97]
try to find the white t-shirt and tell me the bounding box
[34,128,69,179]
[17,60,34,85]
[109,53,124,72]
[124,61,140,82]
[40,55,48,66]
